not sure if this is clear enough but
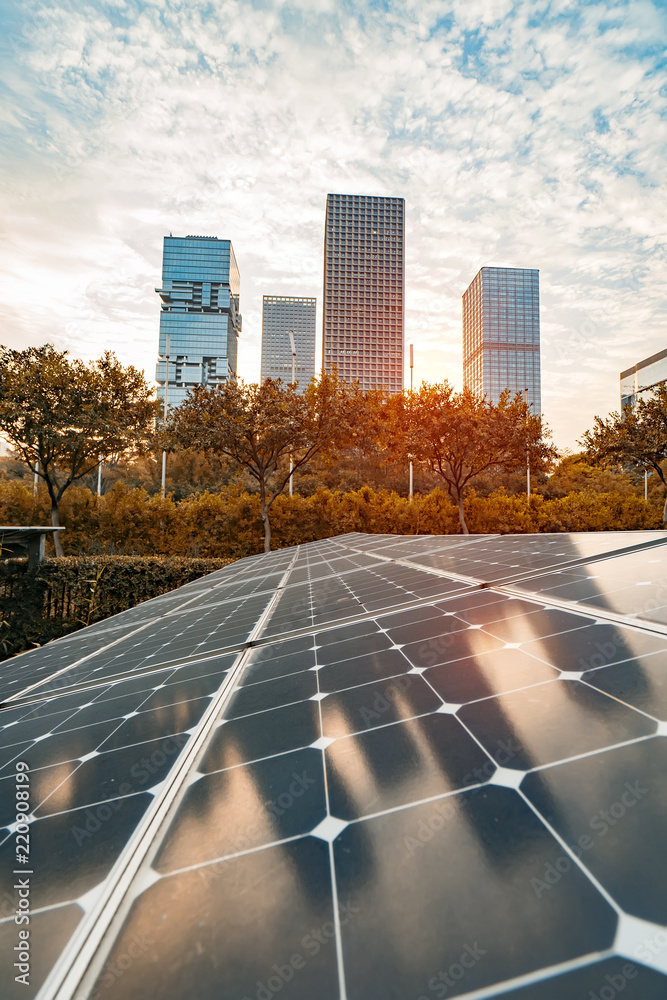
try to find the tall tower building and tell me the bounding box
[260,295,316,391]
[155,235,241,409]
[322,193,404,393]
[462,266,541,413]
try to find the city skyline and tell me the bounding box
[1,1,665,449]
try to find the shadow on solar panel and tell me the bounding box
[1,531,667,1000]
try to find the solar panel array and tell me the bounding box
[1,530,667,1000]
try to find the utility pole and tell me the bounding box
[288,330,296,498]
[409,344,414,500]
[160,332,170,499]
[524,387,531,498]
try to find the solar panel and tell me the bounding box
[1,531,667,999]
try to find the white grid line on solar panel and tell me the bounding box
[162,571,288,615]
[5,550,395,709]
[38,548,299,1000]
[66,584,667,1000]
[0,555,277,704]
[338,531,667,584]
[11,591,275,704]
[501,549,667,633]
[0,655,236,817]
[0,656,240,933]
[260,562,473,639]
[1,540,656,968]
[0,623,158,705]
[341,529,666,558]
[334,533,499,559]
[24,541,667,1000]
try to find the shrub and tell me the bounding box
[0,555,233,661]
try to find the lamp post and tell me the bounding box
[160,332,170,499]
[409,343,414,500]
[288,330,296,498]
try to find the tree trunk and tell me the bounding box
[663,493,667,527]
[50,502,64,558]
[457,495,469,534]
[261,501,272,553]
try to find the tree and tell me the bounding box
[169,373,359,551]
[0,345,157,556]
[402,383,556,533]
[581,384,667,524]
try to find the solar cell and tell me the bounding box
[2,530,667,1000]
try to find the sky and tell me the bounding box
[0,0,666,451]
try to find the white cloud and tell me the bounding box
[0,0,665,449]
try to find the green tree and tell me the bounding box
[581,384,667,523]
[402,383,556,533]
[169,373,358,551]
[0,345,157,556]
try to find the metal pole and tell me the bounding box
[409,344,414,500]
[97,458,102,496]
[289,331,296,498]
[161,333,170,499]
[525,387,531,498]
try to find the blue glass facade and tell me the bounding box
[462,267,541,414]
[156,236,241,409]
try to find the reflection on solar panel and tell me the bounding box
[1,531,667,999]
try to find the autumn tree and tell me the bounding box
[169,373,359,551]
[401,383,556,533]
[0,345,157,556]
[582,384,667,523]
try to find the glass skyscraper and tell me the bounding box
[322,193,404,393]
[462,266,541,413]
[155,235,241,409]
[620,348,667,409]
[260,296,316,391]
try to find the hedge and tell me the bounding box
[0,479,662,661]
[0,555,233,661]
[0,481,662,559]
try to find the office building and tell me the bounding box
[156,235,241,409]
[462,266,541,413]
[322,193,404,393]
[260,296,316,390]
[620,348,667,408]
